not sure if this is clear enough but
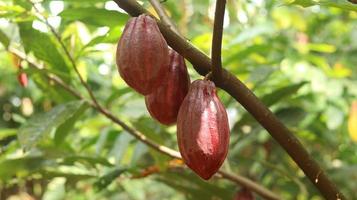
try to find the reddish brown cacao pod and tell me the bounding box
[116,14,169,95]
[177,79,230,180]
[18,73,28,87]
[145,49,190,125]
[234,188,254,200]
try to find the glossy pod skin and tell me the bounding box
[116,14,169,95]
[177,79,230,180]
[145,49,190,125]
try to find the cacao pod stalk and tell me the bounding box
[116,14,169,95]
[145,49,190,125]
[177,79,230,180]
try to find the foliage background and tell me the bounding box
[0,0,356,199]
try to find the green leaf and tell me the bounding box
[58,0,106,2]
[276,107,307,126]
[232,82,307,132]
[157,171,233,200]
[84,26,123,48]
[18,101,87,151]
[30,70,74,103]
[54,102,89,144]
[0,129,17,140]
[229,22,276,45]
[289,0,357,12]
[40,170,95,180]
[261,82,307,107]
[18,23,70,79]
[94,168,126,190]
[13,0,32,10]
[224,44,271,65]
[109,133,134,165]
[60,8,129,28]
[0,156,55,180]
[289,0,315,7]
[0,4,33,21]
[60,155,114,167]
[0,29,10,49]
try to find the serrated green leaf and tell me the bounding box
[60,8,129,28]
[18,101,87,151]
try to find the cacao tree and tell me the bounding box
[0,0,356,199]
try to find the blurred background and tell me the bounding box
[0,0,356,199]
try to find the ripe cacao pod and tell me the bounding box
[234,188,254,200]
[18,73,28,87]
[177,79,230,180]
[145,49,190,125]
[116,14,169,95]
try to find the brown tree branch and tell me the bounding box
[111,0,346,199]
[211,0,226,79]
[148,0,181,36]
[9,48,280,200]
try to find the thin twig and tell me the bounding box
[112,1,346,199]
[211,0,226,79]
[148,0,181,36]
[28,0,102,109]
[10,47,181,158]
[10,48,280,200]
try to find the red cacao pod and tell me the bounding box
[234,188,254,200]
[116,14,169,95]
[145,49,190,125]
[18,73,28,87]
[177,79,230,180]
